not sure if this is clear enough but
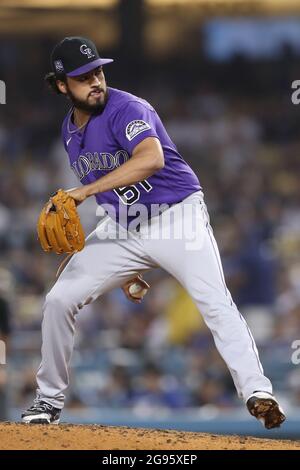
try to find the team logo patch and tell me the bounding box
[125,120,151,141]
[54,60,64,73]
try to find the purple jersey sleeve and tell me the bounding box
[112,100,160,155]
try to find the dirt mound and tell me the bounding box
[0,422,299,450]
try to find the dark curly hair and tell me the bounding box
[44,72,66,95]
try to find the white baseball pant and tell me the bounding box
[36,190,272,408]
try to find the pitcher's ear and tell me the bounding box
[44,72,65,95]
[57,80,67,95]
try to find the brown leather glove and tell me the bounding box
[37,189,85,254]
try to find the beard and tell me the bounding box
[66,86,108,115]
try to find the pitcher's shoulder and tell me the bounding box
[107,87,155,115]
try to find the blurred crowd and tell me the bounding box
[1,36,300,420]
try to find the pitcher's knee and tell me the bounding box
[197,293,238,321]
[44,289,78,317]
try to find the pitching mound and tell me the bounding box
[0,422,299,450]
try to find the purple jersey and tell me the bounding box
[61,87,201,223]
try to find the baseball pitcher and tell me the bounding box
[22,37,285,429]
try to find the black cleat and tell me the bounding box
[22,400,61,424]
[246,391,286,429]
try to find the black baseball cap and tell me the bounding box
[51,36,114,77]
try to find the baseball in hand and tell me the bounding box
[128,282,148,299]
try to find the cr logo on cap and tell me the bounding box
[80,44,95,59]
